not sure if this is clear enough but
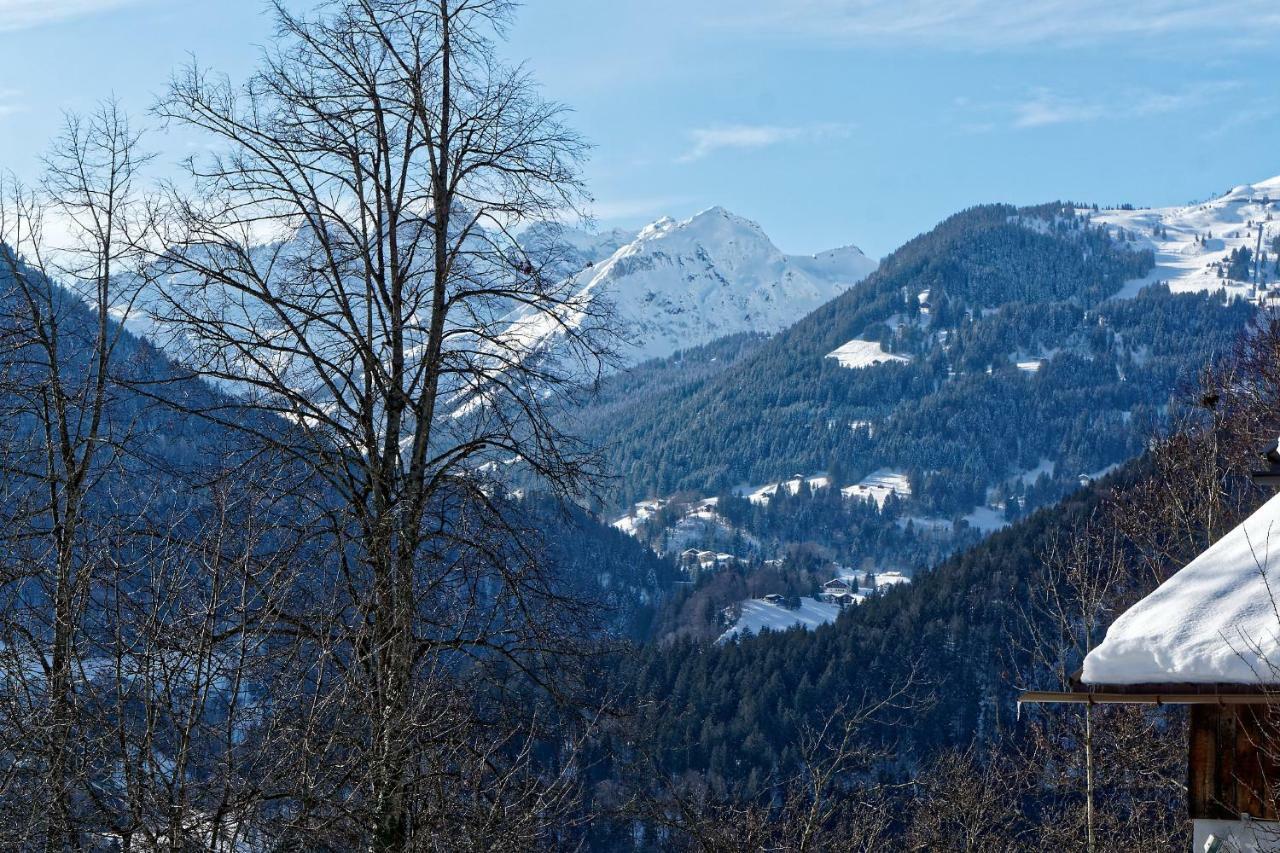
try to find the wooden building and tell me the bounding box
[1022,480,1280,850]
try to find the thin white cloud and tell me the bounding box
[0,88,22,119]
[724,0,1280,50]
[0,0,142,32]
[1003,82,1241,129]
[1202,103,1280,141]
[1012,91,1103,129]
[679,123,852,163]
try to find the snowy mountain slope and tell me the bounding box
[510,207,877,367]
[1092,175,1280,300]
[519,221,636,281]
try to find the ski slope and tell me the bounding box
[1093,175,1280,301]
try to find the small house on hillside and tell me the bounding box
[1022,486,1280,851]
[821,577,858,605]
[823,577,852,594]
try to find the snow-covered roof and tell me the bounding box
[1082,491,1280,686]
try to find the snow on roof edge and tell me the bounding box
[1082,490,1280,687]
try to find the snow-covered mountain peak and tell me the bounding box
[691,204,757,230]
[627,207,771,255]
[636,216,677,239]
[1225,175,1280,199]
[508,208,877,368]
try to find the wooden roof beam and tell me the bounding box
[1019,690,1280,706]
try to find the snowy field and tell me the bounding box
[663,507,758,555]
[611,498,665,536]
[825,338,911,369]
[718,597,842,643]
[873,571,911,589]
[1014,459,1055,485]
[841,469,912,508]
[900,505,1008,534]
[962,506,1008,532]
[1091,176,1280,300]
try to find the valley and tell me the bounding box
[10,2,1280,848]
[513,193,1263,648]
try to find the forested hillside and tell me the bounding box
[575,204,1248,517]
[611,475,1117,783]
[578,327,1280,847]
[0,250,675,636]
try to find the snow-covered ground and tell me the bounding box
[1091,175,1280,300]
[873,571,911,589]
[825,338,911,369]
[1015,458,1056,486]
[611,498,666,536]
[718,597,842,643]
[899,504,1008,534]
[745,474,832,505]
[1080,462,1122,483]
[842,469,912,508]
[507,207,876,369]
[612,495,762,559]
[663,508,759,555]
[962,506,1008,532]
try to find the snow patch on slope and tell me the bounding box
[826,339,911,369]
[745,473,832,506]
[718,597,841,643]
[842,469,912,508]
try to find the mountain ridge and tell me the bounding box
[513,206,877,367]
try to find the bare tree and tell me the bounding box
[0,99,309,853]
[1016,519,1127,853]
[149,1,612,848]
[88,459,311,852]
[0,100,160,850]
[627,675,921,852]
[903,745,1031,852]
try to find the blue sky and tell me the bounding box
[2,0,1279,257]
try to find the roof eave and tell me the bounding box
[1021,682,1280,705]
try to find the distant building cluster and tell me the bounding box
[677,548,743,573]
